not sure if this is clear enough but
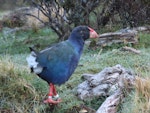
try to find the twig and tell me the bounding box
[122,46,141,54]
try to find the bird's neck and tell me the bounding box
[68,35,84,55]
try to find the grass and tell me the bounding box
[0,27,150,113]
[0,27,58,54]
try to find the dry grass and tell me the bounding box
[133,77,150,113]
[121,76,150,113]
[0,56,47,113]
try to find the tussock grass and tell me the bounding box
[121,77,150,113]
[134,77,150,112]
[0,56,48,113]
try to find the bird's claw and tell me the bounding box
[44,98,62,104]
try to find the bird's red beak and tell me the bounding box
[88,27,99,38]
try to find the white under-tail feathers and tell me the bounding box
[26,51,43,74]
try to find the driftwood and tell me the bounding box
[96,90,123,113]
[97,26,150,46]
[97,28,139,46]
[77,64,136,113]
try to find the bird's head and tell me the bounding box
[70,26,99,41]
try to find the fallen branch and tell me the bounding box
[122,46,141,54]
[132,26,150,33]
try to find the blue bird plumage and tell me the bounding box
[26,25,98,104]
[36,41,80,85]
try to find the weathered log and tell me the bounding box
[97,28,138,46]
[96,90,123,113]
[77,64,136,113]
[97,26,150,46]
[77,64,135,100]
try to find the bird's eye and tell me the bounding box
[80,30,85,37]
[80,30,83,34]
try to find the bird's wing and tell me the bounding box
[36,41,76,69]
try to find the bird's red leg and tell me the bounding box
[52,85,62,102]
[53,85,57,95]
[44,83,62,104]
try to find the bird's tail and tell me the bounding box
[29,47,34,51]
[29,47,38,54]
[26,47,43,74]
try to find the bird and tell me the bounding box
[26,25,98,104]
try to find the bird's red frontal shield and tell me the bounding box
[88,27,99,38]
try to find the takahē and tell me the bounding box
[26,26,98,104]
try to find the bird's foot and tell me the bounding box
[52,94,60,101]
[44,97,62,104]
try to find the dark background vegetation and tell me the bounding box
[27,0,150,39]
[1,0,149,40]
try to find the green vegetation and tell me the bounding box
[0,27,150,113]
[0,28,58,54]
